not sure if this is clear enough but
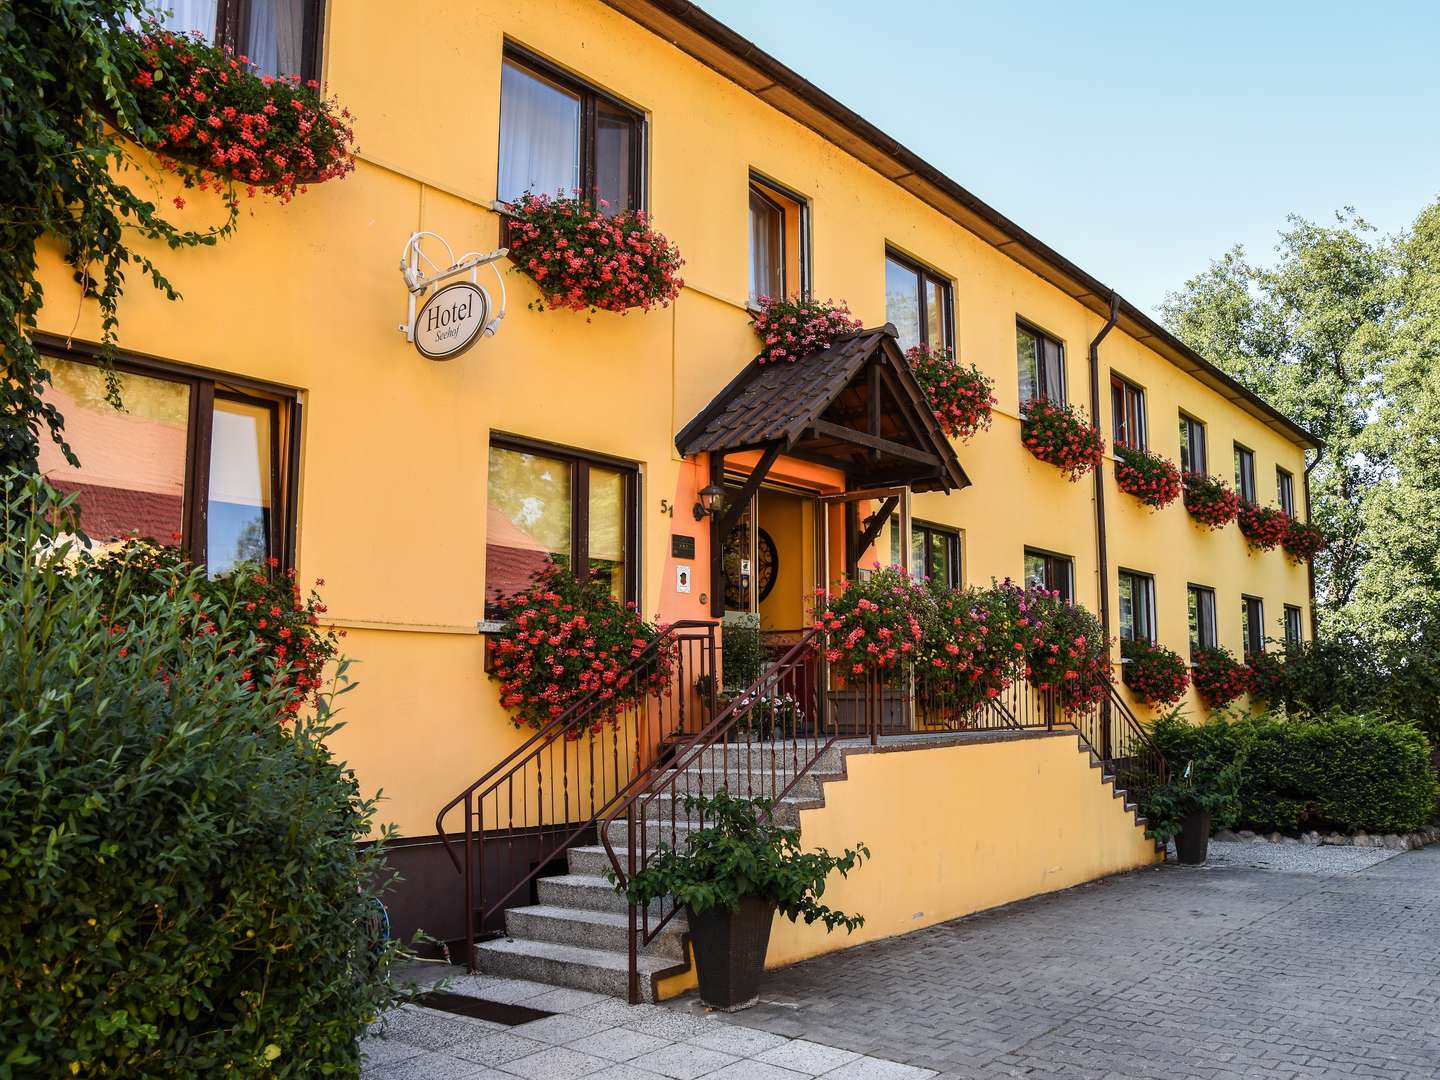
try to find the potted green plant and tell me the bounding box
[618,789,867,1010]
[1142,756,1244,864]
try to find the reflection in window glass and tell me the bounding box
[485,446,572,608]
[208,398,274,575]
[885,257,922,352]
[498,60,581,202]
[595,101,635,215]
[1188,585,1217,653]
[588,466,626,602]
[749,187,785,305]
[722,487,754,613]
[924,277,946,354]
[38,358,191,551]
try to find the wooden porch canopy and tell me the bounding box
[675,324,969,614]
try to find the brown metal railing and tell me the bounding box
[434,620,718,970]
[602,628,831,1002]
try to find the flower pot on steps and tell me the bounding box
[686,895,775,1011]
[1174,809,1212,865]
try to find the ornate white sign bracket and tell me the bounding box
[398,232,507,352]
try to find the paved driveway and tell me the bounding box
[694,843,1440,1080]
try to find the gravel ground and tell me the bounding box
[1168,837,1404,874]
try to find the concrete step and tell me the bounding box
[535,873,629,914]
[651,765,844,802]
[679,741,846,774]
[473,936,683,1003]
[503,903,688,960]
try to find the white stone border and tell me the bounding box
[1213,824,1440,851]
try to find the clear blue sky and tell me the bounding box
[700,0,1440,316]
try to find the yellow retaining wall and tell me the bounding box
[656,733,1159,1000]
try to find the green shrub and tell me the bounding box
[0,476,402,1078]
[1149,708,1439,836]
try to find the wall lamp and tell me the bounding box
[693,484,727,521]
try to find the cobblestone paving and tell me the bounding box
[694,844,1440,1079]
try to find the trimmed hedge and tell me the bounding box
[0,477,401,1078]
[1150,711,1439,836]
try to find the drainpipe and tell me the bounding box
[1089,293,1121,642]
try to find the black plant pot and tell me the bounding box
[1174,809,1212,865]
[686,895,775,1011]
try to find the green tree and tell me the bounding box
[0,1,232,477]
[1160,211,1392,622]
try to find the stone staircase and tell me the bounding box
[471,731,1153,1000]
[472,743,848,1002]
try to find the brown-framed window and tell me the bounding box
[152,0,325,82]
[1118,569,1156,643]
[1283,604,1303,646]
[1024,547,1073,603]
[1234,443,1257,502]
[1188,584,1217,654]
[885,249,953,354]
[484,436,639,618]
[498,48,644,214]
[748,175,809,307]
[1276,467,1295,517]
[1017,322,1065,405]
[1242,595,1265,657]
[1179,413,1207,474]
[1110,374,1146,450]
[36,347,299,574]
[891,518,961,587]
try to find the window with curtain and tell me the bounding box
[1110,374,1146,450]
[1188,584,1217,654]
[1179,413,1207,474]
[146,0,320,80]
[1276,467,1295,516]
[884,251,952,354]
[484,439,637,617]
[498,51,643,214]
[1234,444,1257,502]
[1118,569,1156,643]
[1024,548,1073,603]
[37,353,295,571]
[1243,596,1265,657]
[1017,323,1065,404]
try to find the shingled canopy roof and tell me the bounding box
[675,325,969,494]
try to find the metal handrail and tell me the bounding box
[434,619,718,972]
[433,619,717,871]
[601,628,830,1002]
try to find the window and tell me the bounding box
[1242,595,1265,657]
[1276,467,1295,517]
[37,351,297,573]
[1179,413,1207,474]
[1017,323,1065,404]
[1024,548,1074,603]
[484,438,638,617]
[1284,604,1304,646]
[1234,443,1256,503]
[747,175,808,307]
[1188,584,1217,654]
[891,518,961,587]
[884,251,952,353]
[1110,374,1146,450]
[1118,570,1156,643]
[498,51,643,214]
[149,0,324,81]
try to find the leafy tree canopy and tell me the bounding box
[1161,201,1440,639]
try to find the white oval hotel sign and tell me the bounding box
[415,281,489,360]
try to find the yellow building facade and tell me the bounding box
[31,0,1315,971]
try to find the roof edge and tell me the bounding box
[606,0,1320,453]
